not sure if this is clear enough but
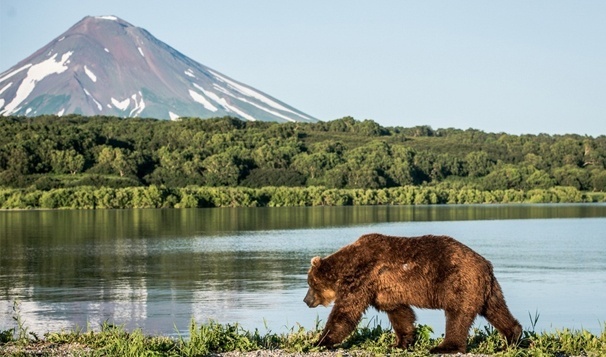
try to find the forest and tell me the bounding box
[0,114,605,208]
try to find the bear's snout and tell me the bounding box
[303,288,319,307]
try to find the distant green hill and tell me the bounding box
[1,115,605,195]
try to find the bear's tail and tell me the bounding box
[481,276,523,346]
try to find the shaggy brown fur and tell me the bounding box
[304,233,522,354]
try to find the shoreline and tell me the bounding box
[1,321,603,357]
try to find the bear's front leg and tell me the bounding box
[317,300,365,348]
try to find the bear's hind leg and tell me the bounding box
[430,309,474,354]
[481,281,522,346]
[386,305,416,349]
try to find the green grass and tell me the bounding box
[1,318,605,356]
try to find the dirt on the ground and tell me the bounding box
[0,341,497,357]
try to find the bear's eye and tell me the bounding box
[308,277,322,289]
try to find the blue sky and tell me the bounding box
[1,1,605,135]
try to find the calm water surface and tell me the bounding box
[1,204,605,337]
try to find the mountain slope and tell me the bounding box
[0,15,317,122]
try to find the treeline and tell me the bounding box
[1,184,603,209]
[1,114,605,196]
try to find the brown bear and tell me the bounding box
[304,233,522,354]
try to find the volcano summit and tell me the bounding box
[0,16,317,122]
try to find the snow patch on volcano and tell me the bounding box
[209,70,311,121]
[111,97,130,111]
[84,66,97,82]
[0,82,12,95]
[1,51,73,115]
[169,111,180,120]
[189,88,218,112]
[83,88,102,111]
[196,84,223,107]
[0,63,32,83]
[97,16,118,21]
[129,92,145,116]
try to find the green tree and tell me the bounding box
[354,119,386,136]
[553,165,591,190]
[525,169,555,189]
[146,146,205,186]
[482,164,523,190]
[386,146,416,186]
[321,165,348,188]
[202,152,243,186]
[465,151,493,177]
[413,151,447,183]
[6,145,33,175]
[341,141,391,188]
[93,146,136,177]
[551,138,584,166]
[241,168,306,188]
[582,138,605,168]
[590,169,606,191]
[291,152,341,182]
[50,149,85,175]
[252,138,301,169]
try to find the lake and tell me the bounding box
[1,204,605,338]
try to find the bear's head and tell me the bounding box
[304,256,336,308]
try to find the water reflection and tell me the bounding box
[1,204,605,336]
[3,204,605,241]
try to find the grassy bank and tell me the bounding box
[1,319,605,356]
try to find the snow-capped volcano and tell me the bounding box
[0,15,317,122]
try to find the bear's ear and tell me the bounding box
[311,256,322,267]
